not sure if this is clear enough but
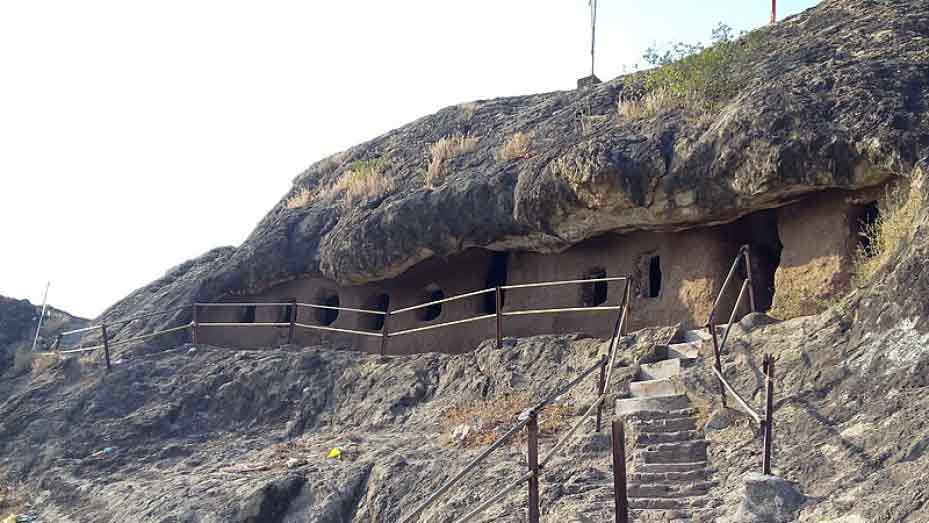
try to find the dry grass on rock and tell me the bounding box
[320,159,394,209]
[426,133,479,188]
[617,88,681,120]
[441,392,568,449]
[853,169,925,285]
[768,277,831,320]
[498,131,533,161]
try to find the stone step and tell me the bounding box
[628,495,713,510]
[680,328,712,343]
[636,441,709,464]
[629,416,698,434]
[625,408,697,422]
[630,508,692,522]
[629,468,709,483]
[635,429,703,445]
[633,461,709,474]
[627,481,714,499]
[616,395,691,416]
[630,377,686,398]
[638,358,685,380]
[662,341,702,360]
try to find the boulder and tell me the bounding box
[733,473,806,522]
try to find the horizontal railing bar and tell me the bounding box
[449,471,534,523]
[102,306,193,327]
[196,302,294,308]
[59,344,104,354]
[711,366,762,424]
[530,356,606,413]
[390,287,497,315]
[388,314,496,337]
[399,415,532,523]
[198,322,291,327]
[59,325,103,337]
[108,323,193,349]
[296,303,386,315]
[294,322,383,338]
[707,246,745,324]
[502,305,623,317]
[718,279,749,353]
[501,276,628,290]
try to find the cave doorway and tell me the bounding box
[417,284,444,322]
[648,257,662,298]
[315,290,340,326]
[242,305,256,323]
[581,268,608,307]
[483,252,509,313]
[852,202,880,257]
[730,210,783,312]
[362,293,390,331]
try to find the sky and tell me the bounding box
[0,0,821,319]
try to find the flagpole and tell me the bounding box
[30,282,50,352]
[590,0,598,76]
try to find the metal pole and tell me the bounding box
[710,324,727,408]
[527,413,541,523]
[590,0,598,77]
[101,324,112,372]
[30,281,50,352]
[495,286,503,351]
[742,246,757,313]
[595,357,607,432]
[763,354,775,475]
[191,304,199,344]
[771,0,777,24]
[287,299,297,345]
[612,418,629,523]
[380,307,391,357]
[53,334,62,352]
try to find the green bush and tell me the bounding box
[643,23,762,103]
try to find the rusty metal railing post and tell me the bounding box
[595,357,607,432]
[380,307,391,357]
[762,354,775,475]
[101,324,112,372]
[287,299,297,345]
[612,418,629,523]
[742,245,757,313]
[495,286,503,351]
[527,411,541,523]
[191,304,199,344]
[709,322,727,408]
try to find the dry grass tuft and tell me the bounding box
[853,170,925,284]
[12,348,34,375]
[617,88,682,120]
[441,392,568,449]
[285,186,317,209]
[768,277,831,320]
[426,133,480,188]
[459,102,479,121]
[31,352,60,374]
[320,158,395,209]
[498,131,534,161]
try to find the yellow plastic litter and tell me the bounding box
[327,447,342,460]
[2,514,18,523]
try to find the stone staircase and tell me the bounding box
[613,328,721,523]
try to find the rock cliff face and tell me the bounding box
[99,0,929,330]
[0,296,87,375]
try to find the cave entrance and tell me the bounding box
[362,293,390,331]
[851,202,880,257]
[315,290,340,326]
[581,267,609,306]
[417,284,444,322]
[730,210,782,313]
[483,252,509,313]
[648,257,662,298]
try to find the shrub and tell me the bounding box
[498,131,533,161]
[853,170,925,284]
[643,23,762,104]
[426,133,479,187]
[285,186,316,209]
[441,392,568,449]
[320,158,394,209]
[617,88,681,120]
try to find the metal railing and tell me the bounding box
[707,245,776,474]
[48,276,632,370]
[398,278,633,523]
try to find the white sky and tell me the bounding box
[0,0,820,319]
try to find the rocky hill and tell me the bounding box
[0,296,88,375]
[2,0,929,521]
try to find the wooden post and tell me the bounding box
[380,306,391,357]
[611,419,629,523]
[287,299,297,345]
[742,246,757,314]
[101,324,112,372]
[710,323,727,408]
[191,304,199,344]
[527,412,541,523]
[495,287,503,351]
[762,354,775,475]
[595,357,607,432]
